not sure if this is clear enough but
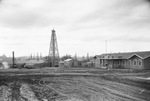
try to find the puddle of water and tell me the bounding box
[0,79,64,101]
[0,77,86,101]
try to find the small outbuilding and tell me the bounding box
[64,59,74,67]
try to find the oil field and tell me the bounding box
[0,29,150,101]
[0,68,150,101]
[1,0,150,101]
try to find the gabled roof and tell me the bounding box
[128,51,150,59]
[64,59,73,62]
[95,51,150,60]
[0,55,7,59]
[134,51,150,59]
[0,58,13,64]
[127,54,143,59]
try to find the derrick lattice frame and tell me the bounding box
[48,29,59,67]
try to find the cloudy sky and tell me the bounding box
[0,0,150,57]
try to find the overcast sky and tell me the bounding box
[0,0,150,57]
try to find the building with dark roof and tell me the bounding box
[94,51,150,69]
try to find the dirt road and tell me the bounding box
[0,68,150,101]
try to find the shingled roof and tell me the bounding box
[95,51,150,60]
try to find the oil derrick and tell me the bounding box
[48,29,60,67]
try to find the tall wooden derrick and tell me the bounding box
[48,29,60,67]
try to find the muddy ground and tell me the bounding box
[0,68,150,101]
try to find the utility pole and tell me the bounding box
[87,53,89,61]
[12,51,15,68]
[105,40,107,54]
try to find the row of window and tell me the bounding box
[113,61,123,65]
[99,59,142,66]
[100,60,124,65]
[100,56,121,59]
[129,59,142,66]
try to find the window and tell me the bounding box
[129,60,131,65]
[102,60,104,65]
[138,59,142,66]
[133,59,137,66]
[100,60,102,64]
[134,61,136,66]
